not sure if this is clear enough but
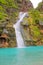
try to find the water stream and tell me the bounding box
[13,12,27,48]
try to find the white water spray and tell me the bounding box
[13,12,28,48]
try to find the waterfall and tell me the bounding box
[13,12,28,48]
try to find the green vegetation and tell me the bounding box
[37,1,43,12]
[0,0,18,8]
[30,26,40,39]
[0,12,8,21]
[28,9,40,25]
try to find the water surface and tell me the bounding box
[0,46,43,65]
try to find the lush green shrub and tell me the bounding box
[30,26,41,39]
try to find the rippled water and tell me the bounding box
[0,46,43,65]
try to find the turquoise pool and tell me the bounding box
[0,46,43,65]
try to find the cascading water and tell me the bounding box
[13,12,27,48]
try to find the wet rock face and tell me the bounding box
[0,27,17,48]
[18,0,33,12]
[27,1,33,9]
[0,34,9,48]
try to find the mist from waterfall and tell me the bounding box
[13,12,27,48]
